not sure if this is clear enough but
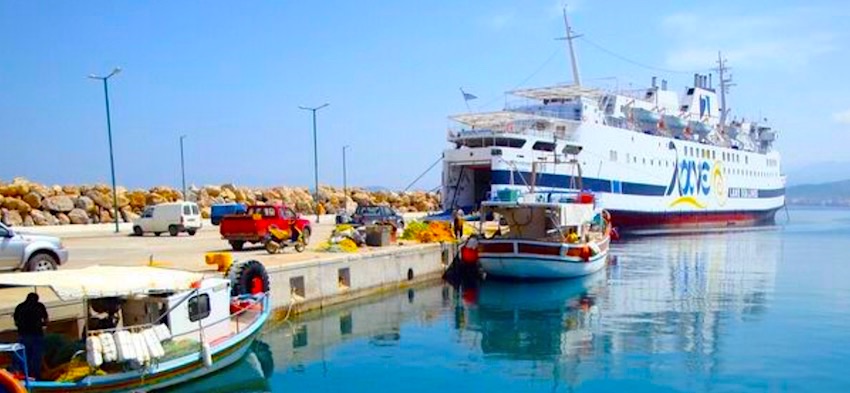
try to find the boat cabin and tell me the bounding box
[481,192,599,243]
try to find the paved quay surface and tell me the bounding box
[0,212,431,328]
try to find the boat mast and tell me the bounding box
[715,51,735,129]
[561,7,582,86]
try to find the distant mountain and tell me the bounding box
[784,161,850,186]
[786,179,850,207]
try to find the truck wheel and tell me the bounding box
[301,228,311,245]
[187,229,197,236]
[168,225,179,237]
[27,253,58,272]
[229,240,245,251]
[133,226,143,236]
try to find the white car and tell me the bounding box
[133,202,202,237]
[0,222,68,271]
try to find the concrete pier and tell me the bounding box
[266,243,452,315]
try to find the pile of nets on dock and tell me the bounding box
[401,221,456,243]
[318,224,364,253]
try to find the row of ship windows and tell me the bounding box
[609,150,778,177]
[678,145,751,164]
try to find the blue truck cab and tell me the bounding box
[210,203,247,225]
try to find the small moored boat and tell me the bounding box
[0,259,271,392]
[476,189,611,280]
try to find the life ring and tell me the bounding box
[0,369,25,393]
[227,260,270,296]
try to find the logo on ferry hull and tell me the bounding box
[665,142,725,209]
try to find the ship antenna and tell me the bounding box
[714,51,736,129]
[556,6,582,86]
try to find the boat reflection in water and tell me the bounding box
[155,340,274,393]
[463,230,781,385]
[467,273,606,360]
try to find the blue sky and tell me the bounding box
[1,1,848,189]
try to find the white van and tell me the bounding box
[133,202,202,237]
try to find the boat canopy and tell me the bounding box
[508,84,604,100]
[0,265,205,301]
[450,111,567,127]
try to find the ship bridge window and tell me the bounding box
[609,150,618,161]
[533,141,556,152]
[461,138,525,148]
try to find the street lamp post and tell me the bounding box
[342,145,350,213]
[88,67,122,233]
[180,135,187,201]
[298,103,329,223]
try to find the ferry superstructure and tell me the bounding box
[441,13,785,231]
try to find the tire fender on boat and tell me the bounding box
[227,260,270,296]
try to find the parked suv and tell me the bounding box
[0,222,68,271]
[350,205,404,229]
[133,202,202,237]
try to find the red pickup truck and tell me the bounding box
[219,204,312,251]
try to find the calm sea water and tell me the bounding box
[169,207,850,393]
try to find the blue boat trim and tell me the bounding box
[490,170,783,198]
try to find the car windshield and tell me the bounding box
[359,207,382,215]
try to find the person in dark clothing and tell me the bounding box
[13,292,48,380]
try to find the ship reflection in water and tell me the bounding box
[262,227,788,392]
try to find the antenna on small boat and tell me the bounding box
[556,6,582,86]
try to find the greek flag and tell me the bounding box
[463,91,477,101]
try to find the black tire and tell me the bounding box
[154,232,162,237]
[264,240,280,254]
[168,225,179,237]
[227,260,270,296]
[133,226,143,236]
[229,240,245,251]
[187,229,197,236]
[27,253,58,272]
[301,227,311,245]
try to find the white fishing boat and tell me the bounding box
[0,259,271,393]
[474,160,611,280]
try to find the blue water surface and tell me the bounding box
[176,207,850,392]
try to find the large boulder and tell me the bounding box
[86,190,111,210]
[22,214,34,227]
[30,210,50,226]
[146,193,167,206]
[74,196,96,213]
[128,191,147,209]
[55,212,71,225]
[23,192,42,209]
[120,207,139,223]
[220,188,236,201]
[68,208,90,224]
[43,195,75,213]
[3,198,30,214]
[2,209,23,226]
[99,209,113,223]
[62,185,81,196]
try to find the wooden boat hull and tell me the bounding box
[26,298,270,393]
[479,240,608,280]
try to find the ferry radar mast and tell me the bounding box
[556,6,583,86]
[714,51,735,129]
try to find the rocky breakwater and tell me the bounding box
[0,177,441,227]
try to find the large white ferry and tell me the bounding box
[441,12,785,232]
